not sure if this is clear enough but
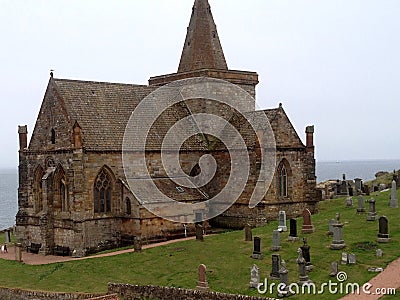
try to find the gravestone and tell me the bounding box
[244,224,253,242]
[330,213,346,250]
[300,237,313,271]
[373,183,379,192]
[271,230,281,251]
[251,237,263,259]
[133,236,142,253]
[196,264,209,291]
[366,198,378,221]
[288,219,299,241]
[15,243,22,262]
[249,264,260,288]
[357,195,366,213]
[301,208,315,234]
[327,219,335,236]
[195,224,204,241]
[341,252,348,265]
[377,216,391,243]
[5,229,11,243]
[376,249,383,258]
[354,178,363,194]
[330,262,338,277]
[348,253,356,264]
[345,197,353,207]
[270,254,281,280]
[297,248,312,285]
[364,185,370,196]
[278,211,287,232]
[278,260,291,298]
[390,180,398,208]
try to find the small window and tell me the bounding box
[176,186,185,193]
[94,169,112,213]
[125,197,131,215]
[278,166,288,197]
[51,128,56,144]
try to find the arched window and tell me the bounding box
[125,197,131,215]
[277,159,292,199]
[279,166,288,197]
[54,166,68,211]
[51,128,56,144]
[94,168,112,213]
[60,177,68,211]
[34,166,44,213]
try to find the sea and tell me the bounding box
[1,159,399,230]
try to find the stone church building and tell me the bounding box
[17,0,318,256]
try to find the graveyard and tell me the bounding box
[0,187,399,299]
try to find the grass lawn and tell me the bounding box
[0,188,399,299]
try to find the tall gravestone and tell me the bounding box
[357,195,366,213]
[327,219,335,236]
[195,224,204,241]
[251,237,263,259]
[297,248,312,286]
[301,208,315,234]
[288,219,298,241]
[330,262,338,277]
[196,264,209,291]
[244,224,253,241]
[270,254,281,280]
[330,213,346,250]
[271,230,281,251]
[278,211,287,232]
[278,260,291,298]
[390,180,398,208]
[249,264,260,288]
[366,198,377,221]
[377,216,391,243]
[354,178,363,194]
[300,237,313,271]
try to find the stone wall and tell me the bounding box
[0,287,103,300]
[108,283,275,300]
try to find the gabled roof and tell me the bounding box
[178,0,228,72]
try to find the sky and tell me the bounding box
[0,0,399,169]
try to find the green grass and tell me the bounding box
[0,188,399,299]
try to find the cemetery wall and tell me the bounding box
[0,286,103,300]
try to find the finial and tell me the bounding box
[50,69,54,78]
[279,103,283,108]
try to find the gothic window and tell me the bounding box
[51,128,56,144]
[279,166,288,197]
[60,177,68,211]
[94,168,112,213]
[54,166,68,211]
[277,159,292,199]
[125,197,131,215]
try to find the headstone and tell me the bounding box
[330,262,338,277]
[15,243,22,262]
[354,178,363,194]
[327,219,335,236]
[357,195,366,213]
[271,230,281,251]
[278,260,291,298]
[301,208,315,234]
[244,224,252,241]
[348,186,354,196]
[195,224,204,241]
[341,252,348,265]
[249,264,260,288]
[251,237,263,259]
[196,264,209,291]
[288,219,299,241]
[330,213,346,250]
[376,249,383,258]
[348,253,356,264]
[270,254,281,280]
[5,230,11,243]
[278,211,287,232]
[390,180,398,208]
[373,183,379,192]
[364,185,370,196]
[377,216,391,243]
[297,248,312,285]
[345,197,353,207]
[366,198,378,221]
[133,236,142,253]
[300,237,313,271]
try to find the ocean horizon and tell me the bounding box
[1,158,399,230]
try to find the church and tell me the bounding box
[17,0,318,256]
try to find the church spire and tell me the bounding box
[178,0,228,73]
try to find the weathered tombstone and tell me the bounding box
[297,248,312,285]
[354,178,363,194]
[278,211,287,232]
[196,264,209,291]
[357,195,366,213]
[249,264,260,288]
[390,180,398,208]
[300,237,313,271]
[377,216,391,243]
[244,224,252,242]
[288,219,299,241]
[330,213,346,250]
[270,254,281,280]
[348,186,354,196]
[341,252,348,265]
[301,208,315,234]
[195,224,204,241]
[278,260,291,298]
[251,237,263,259]
[330,262,338,277]
[366,198,378,221]
[345,197,353,207]
[348,253,356,264]
[133,236,142,253]
[271,230,281,251]
[15,243,22,262]
[5,229,11,243]
[327,219,335,236]
[364,185,370,196]
[376,249,383,258]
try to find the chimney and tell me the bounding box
[305,125,314,151]
[18,125,28,150]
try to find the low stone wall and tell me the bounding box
[0,287,104,300]
[88,294,120,300]
[108,283,275,300]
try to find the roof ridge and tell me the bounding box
[53,78,149,87]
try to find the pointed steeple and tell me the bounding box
[178,0,228,73]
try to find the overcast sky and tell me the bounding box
[1,0,399,169]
